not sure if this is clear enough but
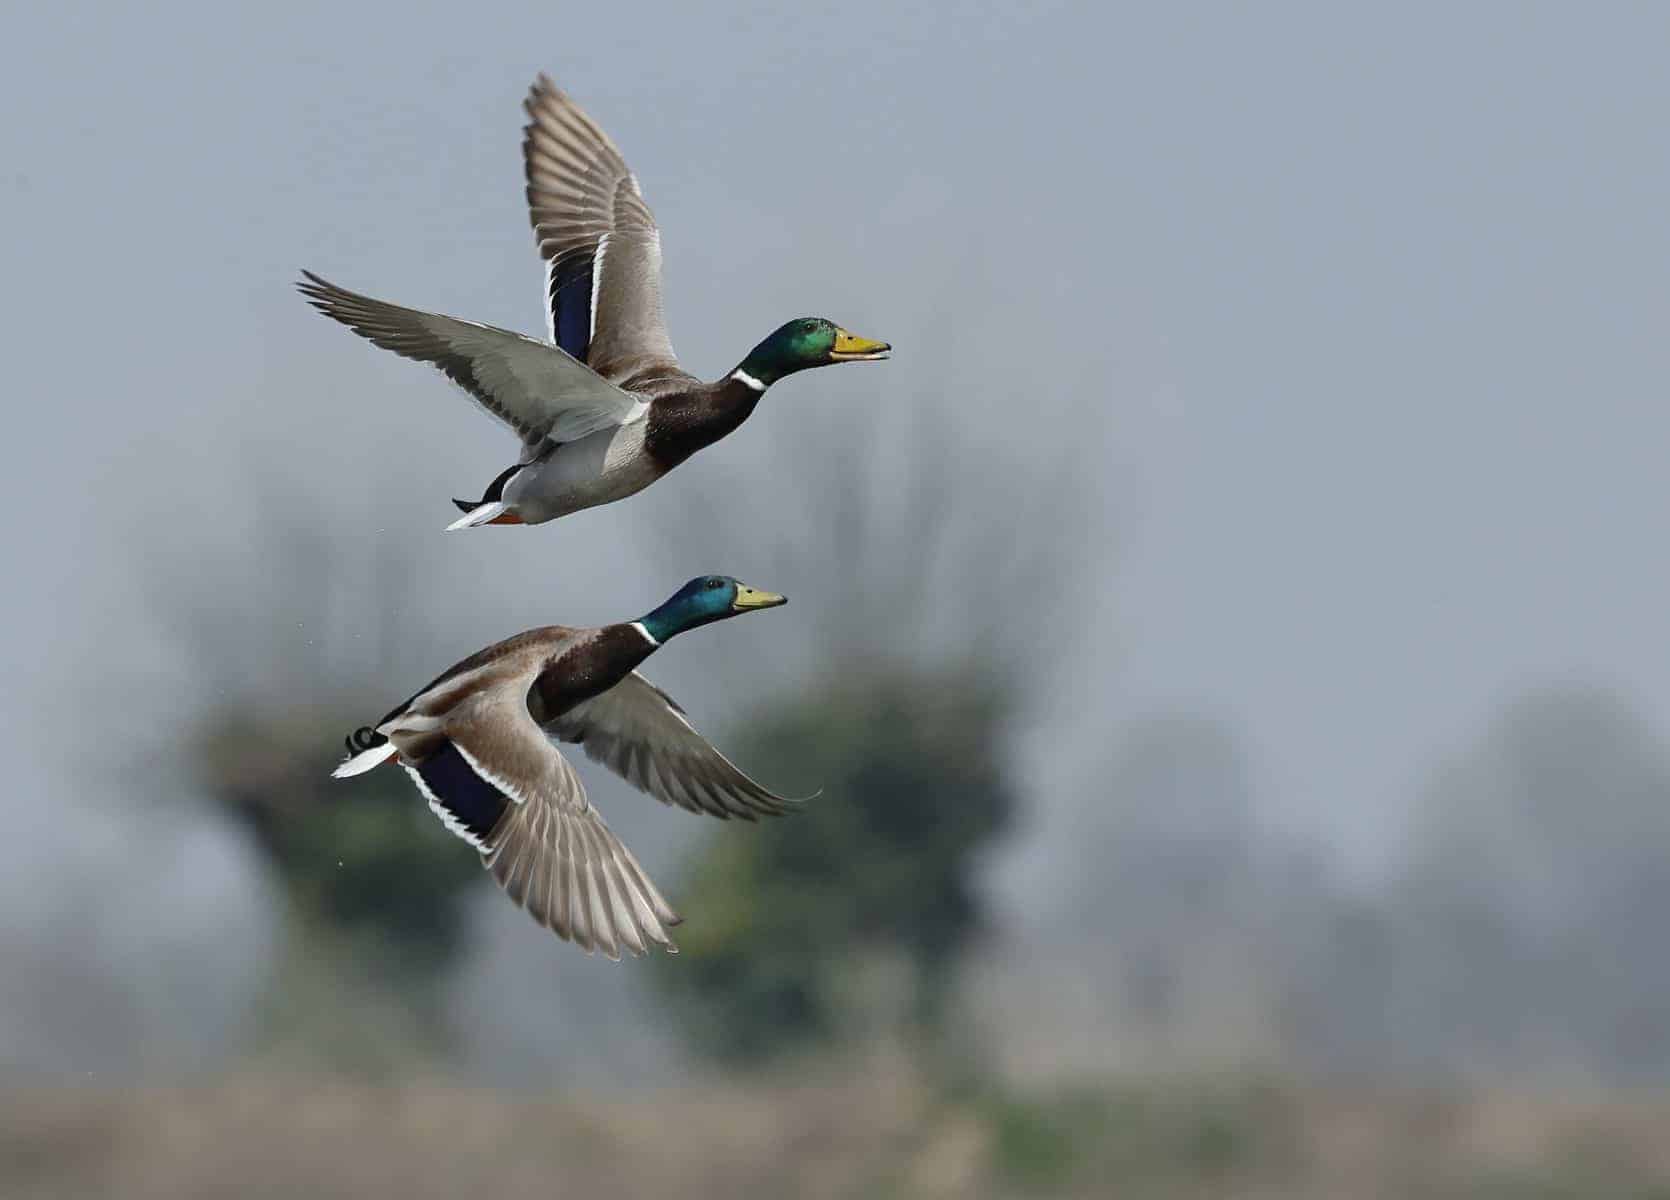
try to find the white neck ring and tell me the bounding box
[730,368,767,393]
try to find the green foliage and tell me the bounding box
[197,706,482,962]
[652,661,1017,1064]
[984,1090,1101,1190]
[977,1076,1297,1194]
[190,703,486,1053]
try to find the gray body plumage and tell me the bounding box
[500,374,693,522]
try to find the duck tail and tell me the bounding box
[447,461,528,530]
[333,726,396,778]
[445,501,523,531]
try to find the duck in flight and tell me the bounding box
[332,576,803,958]
[299,74,890,531]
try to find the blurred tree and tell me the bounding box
[1276,684,1670,1084]
[655,662,1018,1062]
[188,704,483,1060]
[1387,684,1670,1081]
[1076,716,1264,1033]
[145,483,490,1067]
[1038,713,1326,1065]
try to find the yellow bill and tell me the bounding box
[830,328,892,361]
[731,584,788,611]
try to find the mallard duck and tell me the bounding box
[298,74,890,531]
[332,575,798,958]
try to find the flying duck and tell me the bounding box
[332,576,799,958]
[299,74,890,530]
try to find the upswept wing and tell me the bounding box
[523,75,679,381]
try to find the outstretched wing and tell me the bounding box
[298,271,645,451]
[523,75,680,383]
[382,669,679,959]
[548,671,805,821]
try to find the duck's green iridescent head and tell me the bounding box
[735,317,890,388]
[637,575,787,644]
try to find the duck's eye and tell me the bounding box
[707,579,724,590]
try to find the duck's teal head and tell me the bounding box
[736,318,890,388]
[637,575,787,644]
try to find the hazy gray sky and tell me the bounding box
[5,0,1669,897]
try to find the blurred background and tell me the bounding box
[5,3,1670,1196]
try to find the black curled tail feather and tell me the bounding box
[344,725,385,756]
[454,461,525,514]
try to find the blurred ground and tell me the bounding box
[7,1065,1670,1199]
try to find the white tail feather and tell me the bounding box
[445,501,508,531]
[333,742,397,778]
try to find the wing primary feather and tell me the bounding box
[550,814,573,941]
[567,818,594,953]
[579,824,619,960]
[611,833,681,930]
[586,821,636,958]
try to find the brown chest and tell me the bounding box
[644,380,764,470]
[527,625,653,722]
